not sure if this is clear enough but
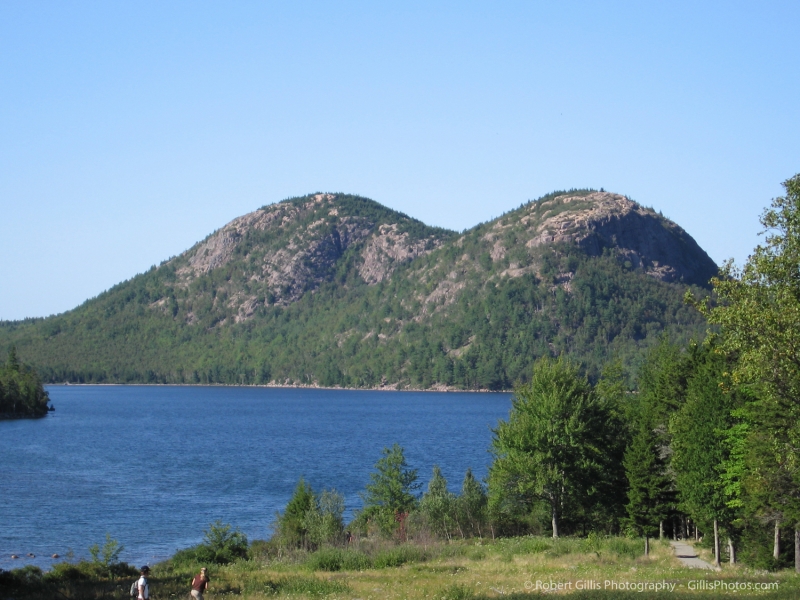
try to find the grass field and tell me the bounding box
[3,536,798,599]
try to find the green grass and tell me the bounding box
[4,536,799,599]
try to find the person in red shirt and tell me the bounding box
[191,567,209,599]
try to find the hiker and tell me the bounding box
[136,566,151,600]
[191,567,209,599]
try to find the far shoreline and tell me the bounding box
[46,382,511,393]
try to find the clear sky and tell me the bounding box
[1,1,798,321]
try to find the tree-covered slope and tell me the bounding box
[0,190,716,389]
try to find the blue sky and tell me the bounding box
[1,1,798,320]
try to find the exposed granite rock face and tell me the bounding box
[165,189,716,327]
[172,193,447,319]
[521,192,717,285]
[358,223,442,284]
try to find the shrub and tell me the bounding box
[255,575,350,596]
[604,536,640,559]
[275,479,315,547]
[373,545,427,568]
[89,533,124,568]
[438,583,475,600]
[303,489,345,547]
[305,547,372,572]
[203,520,248,564]
[170,521,248,566]
[0,565,44,587]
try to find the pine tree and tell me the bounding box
[276,478,315,547]
[360,444,420,536]
[420,465,456,539]
[457,468,488,538]
[625,423,671,556]
[670,342,740,565]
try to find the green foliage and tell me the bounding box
[669,342,740,537]
[359,444,420,536]
[275,479,315,547]
[273,480,344,549]
[698,174,800,407]
[304,547,372,571]
[88,533,125,576]
[437,583,475,600]
[254,574,351,596]
[372,544,427,568]
[455,469,488,538]
[303,489,346,547]
[634,335,695,433]
[171,521,248,565]
[0,347,50,418]
[419,466,458,539]
[489,357,614,537]
[623,423,671,539]
[693,174,800,553]
[204,520,248,560]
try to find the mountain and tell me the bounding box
[0,190,716,389]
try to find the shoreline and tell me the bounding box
[46,382,510,393]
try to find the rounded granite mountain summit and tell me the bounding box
[511,191,717,286]
[171,193,455,316]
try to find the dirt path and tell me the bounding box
[670,541,718,570]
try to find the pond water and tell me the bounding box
[0,385,511,570]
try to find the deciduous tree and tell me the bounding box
[489,357,607,537]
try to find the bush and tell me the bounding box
[249,539,277,561]
[603,536,641,559]
[45,558,138,582]
[89,533,124,568]
[170,521,248,566]
[203,520,248,564]
[252,575,350,596]
[305,547,372,572]
[373,545,427,568]
[438,583,475,600]
[0,565,44,587]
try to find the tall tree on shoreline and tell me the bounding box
[693,174,800,571]
[359,444,420,536]
[489,357,608,538]
[0,346,50,418]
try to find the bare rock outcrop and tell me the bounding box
[170,193,449,320]
[522,192,717,285]
[358,224,441,284]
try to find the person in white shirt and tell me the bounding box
[137,565,151,600]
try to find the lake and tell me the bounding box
[0,385,511,570]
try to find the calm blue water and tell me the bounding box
[0,386,510,570]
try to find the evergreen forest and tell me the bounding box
[0,190,714,389]
[0,346,50,418]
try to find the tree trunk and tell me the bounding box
[551,504,559,539]
[695,524,699,541]
[645,536,650,557]
[659,520,664,540]
[795,528,799,573]
[774,521,781,561]
[728,537,735,565]
[683,516,689,540]
[713,519,720,567]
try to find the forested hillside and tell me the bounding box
[0,190,717,389]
